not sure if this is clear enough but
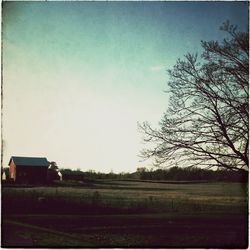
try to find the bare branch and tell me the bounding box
[139,22,249,172]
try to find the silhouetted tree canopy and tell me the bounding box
[140,21,248,172]
[136,166,248,182]
[47,161,60,182]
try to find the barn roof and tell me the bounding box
[9,156,50,167]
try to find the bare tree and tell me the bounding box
[139,21,248,172]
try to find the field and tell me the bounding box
[2,180,248,247]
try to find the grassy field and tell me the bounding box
[2,180,248,247]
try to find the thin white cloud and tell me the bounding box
[149,65,165,72]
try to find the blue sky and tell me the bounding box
[2,1,248,173]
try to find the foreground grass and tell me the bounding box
[2,212,248,247]
[2,180,248,247]
[2,219,93,247]
[2,180,248,214]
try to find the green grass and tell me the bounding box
[2,219,94,247]
[3,212,247,247]
[2,180,247,214]
[2,180,248,247]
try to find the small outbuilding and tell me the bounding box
[58,171,63,181]
[9,156,50,184]
[2,171,6,180]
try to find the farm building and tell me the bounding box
[2,170,7,180]
[8,156,50,184]
[58,171,63,181]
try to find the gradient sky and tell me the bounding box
[2,1,248,173]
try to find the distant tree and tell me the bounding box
[136,167,147,173]
[140,21,248,172]
[87,169,96,174]
[47,161,60,182]
[50,161,58,170]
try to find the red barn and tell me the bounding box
[9,156,50,184]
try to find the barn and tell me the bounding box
[8,156,50,184]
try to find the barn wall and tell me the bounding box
[16,166,49,184]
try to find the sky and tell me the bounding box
[2,1,248,173]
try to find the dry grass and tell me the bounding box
[2,180,247,213]
[2,181,248,247]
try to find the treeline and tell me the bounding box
[136,167,248,182]
[59,169,135,182]
[3,166,248,183]
[59,167,248,183]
